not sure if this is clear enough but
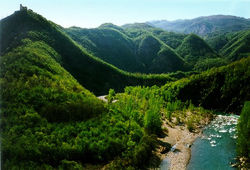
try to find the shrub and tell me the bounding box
[187,117,195,132]
[237,101,250,158]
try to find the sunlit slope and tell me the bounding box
[66,24,189,73]
[162,56,250,112]
[220,30,250,61]
[176,34,219,66]
[0,9,173,95]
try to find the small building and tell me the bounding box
[20,4,27,11]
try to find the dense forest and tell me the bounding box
[65,25,189,73]
[1,9,190,95]
[0,7,249,169]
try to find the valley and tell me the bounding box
[0,5,249,170]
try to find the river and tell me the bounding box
[159,114,239,170]
[187,114,239,170]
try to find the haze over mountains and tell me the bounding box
[148,15,250,37]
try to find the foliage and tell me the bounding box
[162,56,250,112]
[1,8,250,170]
[1,83,168,169]
[237,101,250,158]
[205,32,231,52]
[176,34,219,66]
[193,58,229,71]
[220,30,250,61]
[107,89,115,104]
[0,9,176,95]
[66,26,189,74]
[0,41,106,122]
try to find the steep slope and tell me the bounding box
[0,9,173,169]
[65,26,143,72]
[176,34,219,66]
[162,56,250,112]
[152,31,187,49]
[206,33,232,52]
[0,40,166,169]
[0,9,173,95]
[66,25,189,73]
[0,33,109,168]
[0,40,106,122]
[220,30,250,61]
[135,34,188,73]
[122,23,187,49]
[237,101,250,168]
[148,15,250,37]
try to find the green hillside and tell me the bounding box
[0,9,175,95]
[66,25,189,74]
[1,8,249,170]
[65,26,143,72]
[206,33,232,52]
[220,30,250,61]
[176,34,222,67]
[135,34,188,73]
[122,23,187,49]
[0,9,171,169]
[237,101,250,168]
[162,56,250,112]
[0,40,164,168]
[0,40,106,121]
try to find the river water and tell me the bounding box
[187,115,239,170]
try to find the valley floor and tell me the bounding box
[154,115,212,170]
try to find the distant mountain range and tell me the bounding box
[147,15,250,37]
[65,19,250,73]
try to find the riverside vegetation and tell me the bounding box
[0,8,250,169]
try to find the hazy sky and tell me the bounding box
[1,0,250,28]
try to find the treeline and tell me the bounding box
[161,56,250,113]
[1,9,189,95]
[237,101,250,168]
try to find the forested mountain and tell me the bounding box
[0,9,175,95]
[65,26,142,72]
[122,23,187,49]
[205,32,233,52]
[65,24,189,73]
[66,22,249,73]
[220,30,250,61]
[134,34,188,73]
[148,15,250,37]
[162,56,250,113]
[1,7,250,170]
[0,8,174,169]
[176,34,222,66]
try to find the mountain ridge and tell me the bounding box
[147,15,250,37]
[0,9,175,95]
[65,24,190,73]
